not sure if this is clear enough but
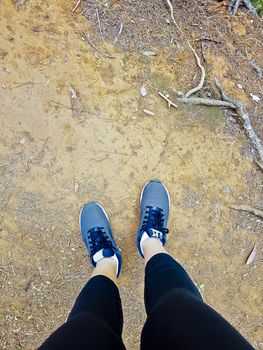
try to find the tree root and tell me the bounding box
[163,0,263,163]
[255,160,263,171]
[165,0,182,34]
[230,204,263,218]
[229,0,258,15]
[215,79,263,163]
[185,43,206,98]
[177,80,263,163]
[164,0,205,98]
[178,97,236,109]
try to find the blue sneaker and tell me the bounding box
[136,180,170,258]
[79,202,122,277]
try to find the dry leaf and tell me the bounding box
[246,244,257,265]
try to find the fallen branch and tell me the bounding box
[159,92,178,108]
[230,204,263,218]
[215,79,263,162]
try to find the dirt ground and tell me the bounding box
[0,0,262,349]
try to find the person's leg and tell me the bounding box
[68,258,123,335]
[142,238,202,315]
[141,240,254,349]
[39,202,125,350]
[136,180,254,350]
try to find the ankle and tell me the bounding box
[97,257,117,269]
[142,237,168,264]
[91,257,118,285]
[142,237,163,249]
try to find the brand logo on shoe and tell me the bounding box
[147,228,163,239]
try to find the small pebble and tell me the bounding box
[250,93,260,103]
[142,51,157,57]
[140,86,147,97]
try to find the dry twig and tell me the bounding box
[82,32,115,59]
[230,204,263,218]
[72,0,81,13]
[159,92,178,108]
[114,21,123,43]
[194,38,222,44]
[95,7,115,57]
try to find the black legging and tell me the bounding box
[39,253,254,349]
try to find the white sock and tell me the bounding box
[140,231,150,256]
[93,249,119,276]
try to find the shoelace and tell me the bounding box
[88,227,112,255]
[141,206,169,236]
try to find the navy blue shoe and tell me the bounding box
[79,202,122,277]
[136,180,170,258]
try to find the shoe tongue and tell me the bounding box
[149,206,162,212]
[93,248,114,263]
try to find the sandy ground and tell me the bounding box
[0,1,262,349]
